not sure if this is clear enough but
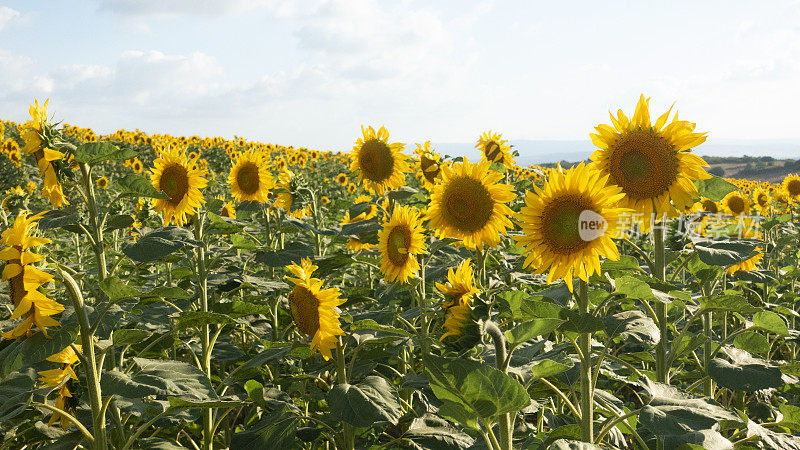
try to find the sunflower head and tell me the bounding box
[590,95,710,227]
[228,150,275,203]
[350,125,410,195]
[753,187,770,213]
[285,258,346,360]
[415,141,442,189]
[320,196,330,205]
[426,157,515,250]
[476,131,515,168]
[336,173,349,186]
[783,174,800,199]
[515,163,628,292]
[378,205,426,284]
[96,176,109,189]
[150,145,208,226]
[437,259,483,347]
[720,191,751,217]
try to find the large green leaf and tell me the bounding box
[733,331,770,355]
[694,176,737,201]
[0,368,36,422]
[122,227,200,263]
[426,356,530,419]
[640,381,742,437]
[230,406,300,450]
[402,415,475,449]
[604,310,660,346]
[102,358,217,401]
[708,357,784,392]
[752,311,789,337]
[505,318,564,346]
[698,294,759,314]
[692,237,760,267]
[115,174,168,199]
[74,142,137,164]
[327,376,403,427]
[99,276,143,302]
[747,420,800,450]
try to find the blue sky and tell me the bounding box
[1,0,799,153]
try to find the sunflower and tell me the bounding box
[228,150,275,203]
[38,345,80,429]
[25,181,36,193]
[782,174,800,201]
[752,188,771,215]
[720,191,750,217]
[378,205,426,283]
[347,183,357,195]
[320,196,330,205]
[341,195,378,251]
[19,99,69,208]
[515,163,627,292]
[590,95,710,226]
[285,258,346,360]
[150,146,208,226]
[699,198,720,214]
[336,173,349,186]
[727,251,763,275]
[96,176,109,189]
[272,170,297,212]
[437,259,480,339]
[426,157,515,250]
[477,131,515,168]
[1,211,64,339]
[415,141,442,190]
[350,125,410,195]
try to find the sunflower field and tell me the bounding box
[2,95,800,450]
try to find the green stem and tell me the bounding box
[653,227,668,384]
[335,340,355,450]
[194,216,214,450]
[485,322,512,450]
[578,280,594,443]
[80,163,107,282]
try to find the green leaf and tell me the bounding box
[661,430,733,450]
[733,331,771,355]
[177,311,235,330]
[327,376,403,427]
[746,419,800,449]
[505,318,564,346]
[547,439,606,450]
[0,369,36,422]
[255,241,314,267]
[753,311,789,337]
[698,294,759,314]
[694,176,737,201]
[206,212,244,235]
[779,404,800,431]
[99,276,143,302]
[167,397,243,409]
[614,275,659,302]
[693,237,760,267]
[113,329,153,346]
[387,186,418,201]
[230,406,300,450]
[231,233,257,251]
[350,319,411,336]
[531,359,570,379]
[604,310,660,346]
[212,301,271,318]
[102,358,217,401]
[115,174,168,199]
[426,356,530,419]
[558,309,605,333]
[640,381,742,437]
[122,226,200,263]
[75,142,137,164]
[708,358,783,392]
[403,415,476,448]
[104,214,134,232]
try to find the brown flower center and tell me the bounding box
[441,177,494,233]
[541,194,593,255]
[726,196,745,215]
[288,286,320,336]
[607,129,678,201]
[386,225,411,266]
[236,162,261,195]
[159,163,190,206]
[483,141,503,163]
[787,179,800,197]
[358,139,394,183]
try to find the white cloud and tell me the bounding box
[0,6,22,31]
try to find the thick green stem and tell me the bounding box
[702,312,714,396]
[80,163,107,282]
[335,340,355,450]
[578,280,594,443]
[58,268,107,450]
[653,227,669,384]
[485,322,512,450]
[194,216,213,450]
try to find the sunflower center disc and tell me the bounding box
[541,194,593,254]
[442,177,494,233]
[788,179,800,197]
[483,141,503,163]
[8,251,25,307]
[358,139,394,183]
[727,196,745,215]
[420,155,440,184]
[288,286,320,336]
[757,194,768,207]
[387,225,411,266]
[236,162,261,195]
[608,129,678,201]
[160,163,190,206]
[702,199,718,214]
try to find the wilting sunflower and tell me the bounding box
[476,131,515,168]
[515,163,627,292]
[415,141,442,190]
[426,157,515,250]
[19,99,69,208]
[350,125,410,194]
[720,191,751,217]
[38,345,80,429]
[378,205,426,283]
[752,188,771,215]
[437,259,480,339]
[285,258,346,360]
[783,174,800,201]
[1,211,64,339]
[341,195,378,251]
[96,176,109,189]
[150,146,208,226]
[228,150,275,203]
[590,95,710,226]
[336,173,349,186]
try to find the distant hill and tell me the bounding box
[432,138,800,182]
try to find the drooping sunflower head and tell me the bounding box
[285,258,346,360]
[350,125,410,195]
[437,259,480,340]
[378,205,426,284]
[272,170,298,212]
[415,141,442,189]
[150,145,208,226]
[782,174,800,199]
[336,173,349,186]
[228,150,275,203]
[515,163,628,292]
[476,131,515,168]
[720,191,750,217]
[1,211,65,339]
[426,157,516,250]
[590,95,710,226]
